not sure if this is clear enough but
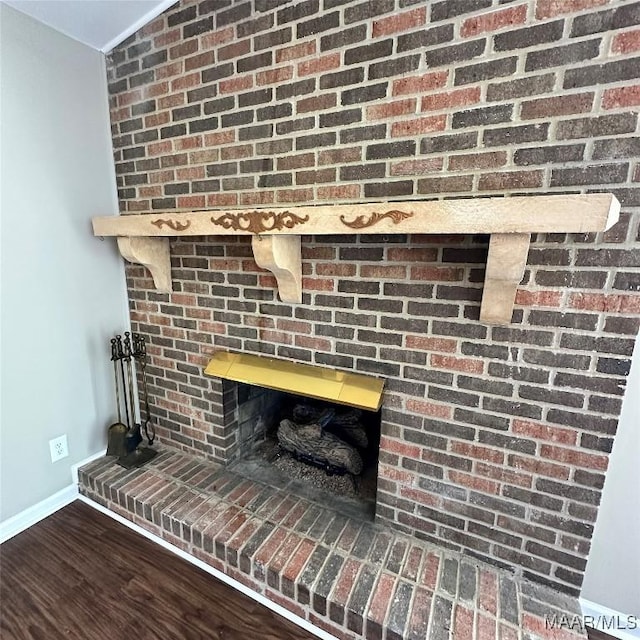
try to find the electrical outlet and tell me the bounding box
[49,435,68,463]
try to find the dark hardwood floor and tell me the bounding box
[0,500,317,640]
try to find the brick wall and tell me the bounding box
[107,0,640,595]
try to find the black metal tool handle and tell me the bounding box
[111,339,122,424]
[123,332,132,360]
[135,335,155,445]
[132,333,146,359]
[124,332,137,426]
[123,332,143,454]
[110,338,118,362]
[115,334,130,430]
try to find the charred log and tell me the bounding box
[277,419,363,475]
[291,404,368,449]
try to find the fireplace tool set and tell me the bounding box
[106,332,157,469]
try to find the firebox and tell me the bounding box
[204,351,385,520]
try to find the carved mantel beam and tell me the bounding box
[93,195,619,238]
[93,195,620,326]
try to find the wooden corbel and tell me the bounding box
[251,235,302,303]
[479,233,531,325]
[117,236,172,293]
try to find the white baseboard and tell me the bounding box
[0,449,107,544]
[0,484,78,544]
[580,598,640,640]
[78,494,338,640]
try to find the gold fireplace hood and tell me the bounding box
[204,351,385,411]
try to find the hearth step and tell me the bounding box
[78,446,586,640]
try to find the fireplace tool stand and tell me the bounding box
[106,332,157,469]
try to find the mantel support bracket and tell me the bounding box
[110,232,542,323]
[480,233,531,325]
[117,236,172,293]
[115,233,304,303]
[251,235,302,304]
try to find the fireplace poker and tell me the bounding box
[123,332,142,455]
[133,334,155,445]
[115,334,130,431]
[106,338,128,457]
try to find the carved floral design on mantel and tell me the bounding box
[340,210,414,229]
[150,219,191,231]
[210,210,309,234]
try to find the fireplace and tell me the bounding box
[197,352,384,518]
[108,0,638,605]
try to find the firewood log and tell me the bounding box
[291,404,368,448]
[277,419,363,475]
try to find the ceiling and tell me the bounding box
[2,0,177,53]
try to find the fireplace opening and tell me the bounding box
[231,381,381,520]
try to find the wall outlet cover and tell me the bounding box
[49,435,68,463]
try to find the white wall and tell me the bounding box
[582,335,640,617]
[0,4,129,521]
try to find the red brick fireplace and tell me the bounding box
[103,0,639,604]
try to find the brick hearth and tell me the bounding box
[79,447,586,640]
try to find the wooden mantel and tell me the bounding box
[92,194,620,325]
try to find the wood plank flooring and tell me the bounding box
[0,500,317,640]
